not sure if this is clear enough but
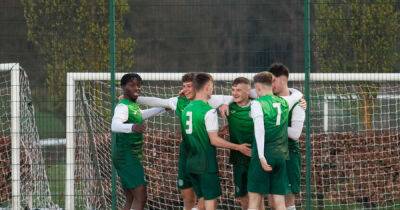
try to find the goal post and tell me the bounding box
[66,72,400,209]
[0,63,55,209]
[0,63,20,210]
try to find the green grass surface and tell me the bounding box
[35,110,65,139]
[47,164,65,208]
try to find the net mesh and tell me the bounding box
[0,66,55,208]
[73,75,400,209]
[300,80,400,209]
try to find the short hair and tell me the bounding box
[120,73,142,87]
[232,77,250,86]
[181,73,195,83]
[268,63,289,78]
[253,72,273,86]
[193,73,213,91]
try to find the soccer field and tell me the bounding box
[47,164,66,208]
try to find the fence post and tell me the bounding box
[304,0,312,209]
[109,0,117,209]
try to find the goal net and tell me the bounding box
[68,72,400,209]
[0,63,54,209]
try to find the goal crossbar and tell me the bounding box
[66,72,400,82]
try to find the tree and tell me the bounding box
[314,0,400,129]
[21,0,134,113]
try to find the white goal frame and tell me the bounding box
[0,63,20,210]
[65,72,400,210]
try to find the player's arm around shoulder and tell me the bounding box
[141,107,166,120]
[209,95,233,118]
[136,96,178,111]
[282,88,303,109]
[209,94,234,108]
[205,109,251,157]
[288,104,306,140]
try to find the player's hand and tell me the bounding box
[237,143,251,157]
[218,125,229,136]
[260,157,272,172]
[118,95,124,100]
[300,98,307,110]
[178,89,185,97]
[219,104,229,118]
[132,123,146,133]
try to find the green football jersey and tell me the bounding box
[181,100,218,174]
[227,102,253,165]
[175,96,191,118]
[176,96,191,149]
[288,102,300,153]
[255,94,290,159]
[115,98,144,159]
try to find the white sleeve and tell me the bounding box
[282,88,303,110]
[141,107,166,120]
[250,89,258,99]
[111,104,134,133]
[288,105,306,141]
[250,101,265,159]
[205,109,219,132]
[208,95,233,108]
[136,96,178,111]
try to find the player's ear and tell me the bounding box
[283,75,288,82]
[243,85,249,94]
[208,81,213,90]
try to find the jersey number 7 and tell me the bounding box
[273,103,282,126]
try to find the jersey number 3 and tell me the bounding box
[186,111,193,134]
[273,103,282,126]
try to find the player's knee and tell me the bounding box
[133,186,147,203]
[182,193,196,208]
[197,198,205,210]
[125,191,134,203]
[141,193,148,203]
[183,195,196,205]
[123,192,134,210]
[237,196,249,209]
[270,195,285,209]
[285,195,295,207]
[247,200,260,209]
[126,193,132,200]
[237,198,244,206]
